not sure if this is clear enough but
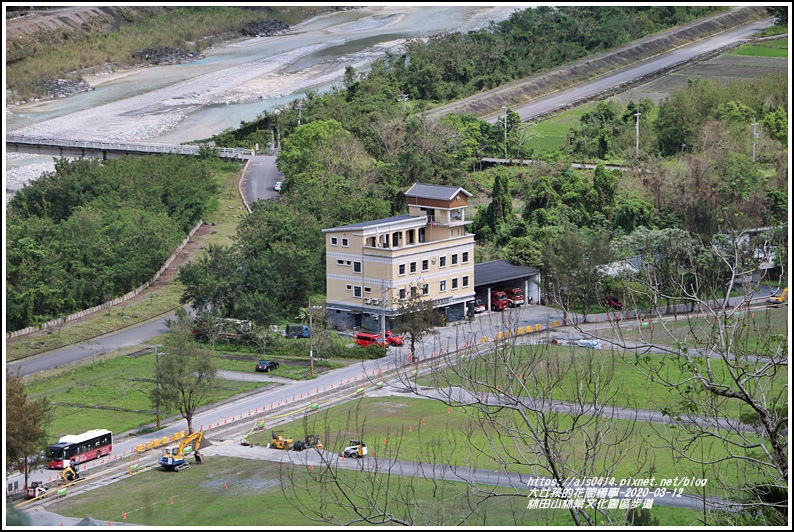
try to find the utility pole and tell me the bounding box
[307,298,322,378]
[296,99,305,126]
[502,104,508,160]
[399,93,409,113]
[308,297,314,377]
[634,110,642,158]
[751,118,759,161]
[380,280,386,342]
[154,346,161,429]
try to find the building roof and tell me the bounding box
[322,214,416,233]
[474,260,539,287]
[405,183,472,201]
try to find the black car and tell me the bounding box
[255,360,279,372]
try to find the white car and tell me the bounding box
[274,181,283,192]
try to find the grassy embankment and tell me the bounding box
[729,37,788,58]
[6,6,339,100]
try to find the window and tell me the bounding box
[410,285,418,298]
[407,230,415,244]
[337,260,345,266]
[439,280,447,292]
[346,285,352,291]
[422,284,429,295]
[418,228,426,243]
[398,264,406,276]
[422,259,429,271]
[364,287,371,293]
[452,278,458,290]
[354,286,362,298]
[462,276,469,287]
[353,261,362,273]
[462,252,469,263]
[452,254,458,265]
[330,237,338,246]
[410,262,417,274]
[392,233,399,247]
[399,288,406,300]
[341,238,349,247]
[439,256,446,268]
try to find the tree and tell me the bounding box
[542,224,613,323]
[153,312,218,434]
[177,243,243,318]
[484,169,513,232]
[394,282,439,360]
[6,370,52,489]
[609,230,788,525]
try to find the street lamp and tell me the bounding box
[296,99,305,126]
[634,110,641,158]
[751,118,759,161]
[399,93,409,113]
[154,345,163,429]
[307,298,323,377]
[502,104,508,160]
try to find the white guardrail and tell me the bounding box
[6,133,254,158]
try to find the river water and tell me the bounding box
[5,6,522,200]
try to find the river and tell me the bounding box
[5,5,522,201]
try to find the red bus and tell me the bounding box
[47,429,113,469]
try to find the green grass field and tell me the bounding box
[729,38,788,58]
[243,395,767,500]
[41,454,711,526]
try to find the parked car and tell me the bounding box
[384,331,404,347]
[255,360,279,372]
[274,181,283,192]
[354,332,385,348]
[604,296,623,310]
[473,299,486,314]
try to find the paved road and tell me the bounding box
[207,428,733,512]
[243,155,282,207]
[451,16,773,124]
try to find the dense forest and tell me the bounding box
[6,155,222,330]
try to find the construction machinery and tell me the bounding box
[767,287,788,307]
[269,431,294,450]
[159,430,203,472]
[292,434,323,452]
[26,481,47,499]
[340,440,367,458]
[59,465,81,482]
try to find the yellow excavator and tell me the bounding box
[159,430,203,472]
[59,465,81,483]
[269,431,293,450]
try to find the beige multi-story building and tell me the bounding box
[323,183,475,332]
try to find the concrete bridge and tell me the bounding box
[6,133,255,161]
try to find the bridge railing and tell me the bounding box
[6,133,254,158]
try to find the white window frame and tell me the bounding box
[354,286,362,298]
[341,238,349,247]
[439,280,447,292]
[330,237,338,246]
